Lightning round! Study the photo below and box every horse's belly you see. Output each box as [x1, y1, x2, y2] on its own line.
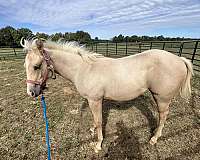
[104, 87, 147, 101]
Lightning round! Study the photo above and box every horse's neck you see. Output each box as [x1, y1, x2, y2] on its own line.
[48, 50, 83, 82]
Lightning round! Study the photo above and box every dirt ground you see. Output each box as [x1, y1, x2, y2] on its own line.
[0, 60, 199, 160]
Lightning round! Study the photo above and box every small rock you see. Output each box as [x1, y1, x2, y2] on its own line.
[30, 101, 37, 105]
[63, 87, 74, 95]
[70, 109, 79, 114]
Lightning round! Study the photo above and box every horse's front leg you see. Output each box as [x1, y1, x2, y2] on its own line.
[88, 98, 103, 153]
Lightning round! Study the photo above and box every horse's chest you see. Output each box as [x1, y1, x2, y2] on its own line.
[75, 79, 105, 99]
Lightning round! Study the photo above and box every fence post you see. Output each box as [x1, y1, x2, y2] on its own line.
[139, 42, 141, 53]
[116, 42, 117, 55]
[162, 42, 166, 50]
[12, 47, 16, 55]
[96, 43, 97, 53]
[125, 40, 128, 55]
[106, 40, 109, 56]
[192, 41, 198, 63]
[178, 42, 184, 56]
[150, 42, 152, 49]
[91, 43, 93, 51]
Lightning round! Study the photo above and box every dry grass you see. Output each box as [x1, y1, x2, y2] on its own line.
[0, 60, 200, 160]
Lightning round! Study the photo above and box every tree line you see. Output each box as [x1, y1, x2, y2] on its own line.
[0, 26, 195, 47]
[112, 34, 193, 42]
[0, 26, 92, 47]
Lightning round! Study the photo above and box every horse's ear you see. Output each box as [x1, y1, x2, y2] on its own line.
[36, 39, 44, 51]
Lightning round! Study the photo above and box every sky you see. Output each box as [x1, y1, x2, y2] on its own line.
[0, 0, 200, 39]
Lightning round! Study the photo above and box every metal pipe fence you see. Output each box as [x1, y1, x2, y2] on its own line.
[85, 40, 200, 72]
[0, 47, 25, 60]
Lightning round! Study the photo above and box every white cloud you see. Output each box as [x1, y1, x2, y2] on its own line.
[1, 0, 200, 38]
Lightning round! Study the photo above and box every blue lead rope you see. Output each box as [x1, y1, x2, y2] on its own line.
[41, 95, 51, 160]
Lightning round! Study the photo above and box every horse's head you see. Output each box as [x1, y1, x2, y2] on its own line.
[21, 38, 48, 97]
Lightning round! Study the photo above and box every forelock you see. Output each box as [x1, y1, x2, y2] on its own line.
[23, 38, 38, 52]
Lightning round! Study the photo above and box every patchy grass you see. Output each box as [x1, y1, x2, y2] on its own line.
[0, 60, 200, 160]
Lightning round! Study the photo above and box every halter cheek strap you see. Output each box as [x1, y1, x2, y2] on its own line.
[26, 50, 55, 87]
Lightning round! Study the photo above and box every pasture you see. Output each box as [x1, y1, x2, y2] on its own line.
[0, 59, 200, 159]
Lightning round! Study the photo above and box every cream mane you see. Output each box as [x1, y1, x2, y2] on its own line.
[22, 38, 104, 63]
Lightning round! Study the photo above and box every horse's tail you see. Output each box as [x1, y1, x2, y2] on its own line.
[179, 57, 193, 98]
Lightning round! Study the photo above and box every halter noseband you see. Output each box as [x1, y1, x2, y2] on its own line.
[26, 49, 56, 87]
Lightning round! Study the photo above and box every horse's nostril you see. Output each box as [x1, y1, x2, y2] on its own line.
[31, 90, 35, 97]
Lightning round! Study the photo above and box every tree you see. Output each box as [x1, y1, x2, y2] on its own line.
[112, 34, 125, 42]
[117, 34, 124, 42]
[15, 28, 33, 47]
[94, 37, 99, 41]
[68, 33, 77, 41]
[112, 36, 118, 42]
[0, 26, 21, 47]
[17, 28, 33, 38]
[130, 35, 138, 42]
[64, 32, 70, 41]
[50, 32, 63, 41]
[35, 32, 49, 39]
[157, 35, 165, 41]
[75, 31, 91, 43]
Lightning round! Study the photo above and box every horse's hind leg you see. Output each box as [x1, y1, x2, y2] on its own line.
[149, 95, 170, 145]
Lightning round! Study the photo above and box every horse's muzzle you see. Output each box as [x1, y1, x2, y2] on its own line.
[30, 84, 42, 97]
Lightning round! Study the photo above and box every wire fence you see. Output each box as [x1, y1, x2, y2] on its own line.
[0, 40, 200, 72]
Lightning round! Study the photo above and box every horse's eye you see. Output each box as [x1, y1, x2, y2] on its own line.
[33, 64, 41, 70]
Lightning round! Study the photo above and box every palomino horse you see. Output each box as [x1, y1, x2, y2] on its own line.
[21, 38, 193, 153]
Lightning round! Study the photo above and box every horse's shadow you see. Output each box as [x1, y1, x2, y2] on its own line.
[103, 95, 157, 135]
[103, 120, 143, 160]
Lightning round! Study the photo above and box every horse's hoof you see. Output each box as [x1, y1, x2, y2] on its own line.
[94, 146, 101, 153]
[89, 142, 102, 153]
[89, 128, 95, 136]
[149, 137, 157, 145]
